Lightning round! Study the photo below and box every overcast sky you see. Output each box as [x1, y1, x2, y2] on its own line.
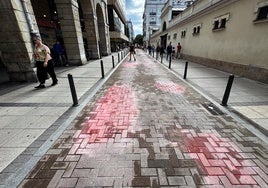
[126, 0, 145, 36]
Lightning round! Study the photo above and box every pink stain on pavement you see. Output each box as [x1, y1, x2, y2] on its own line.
[183, 131, 258, 185]
[155, 81, 185, 94]
[79, 84, 138, 143]
[123, 61, 138, 68]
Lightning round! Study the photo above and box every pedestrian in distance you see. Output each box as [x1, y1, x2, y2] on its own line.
[33, 35, 58, 89]
[172, 47, 176, 59]
[53, 40, 67, 66]
[156, 44, 161, 59]
[166, 42, 172, 60]
[129, 44, 136, 61]
[147, 44, 152, 56]
[177, 42, 182, 59]
[160, 45, 165, 58]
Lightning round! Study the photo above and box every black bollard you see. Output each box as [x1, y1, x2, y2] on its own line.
[68, 74, 78, 106]
[221, 74, 235, 106]
[112, 55, 115, 68]
[121, 51, 123, 60]
[168, 55, 172, 69]
[118, 53, 120, 63]
[161, 54, 163, 63]
[100, 60, 104, 78]
[183, 61, 188, 79]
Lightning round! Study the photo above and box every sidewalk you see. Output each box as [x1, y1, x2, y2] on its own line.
[1, 49, 268, 187]
[158, 55, 268, 136]
[0, 51, 126, 181]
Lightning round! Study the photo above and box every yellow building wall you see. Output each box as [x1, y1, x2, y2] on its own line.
[151, 0, 268, 82]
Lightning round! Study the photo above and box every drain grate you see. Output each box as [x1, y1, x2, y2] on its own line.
[201, 103, 225, 115]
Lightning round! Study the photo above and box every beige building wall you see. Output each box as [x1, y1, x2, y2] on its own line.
[151, 0, 268, 83]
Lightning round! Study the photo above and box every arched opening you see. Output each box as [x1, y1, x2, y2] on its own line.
[96, 4, 108, 57]
[31, 0, 67, 66]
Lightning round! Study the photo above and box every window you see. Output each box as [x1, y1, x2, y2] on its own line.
[193, 24, 201, 35]
[213, 20, 219, 30]
[220, 18, 226, 28]
[149, 21, 156, 25]
[256, 6, 268, 21]
[197, 26, 200, 33]
[213, 13, 229, 31]
[168, 35, 170, 40]
[173, 33, 177, 39]
[150, 12, 157, 16]
[181, 30, 186, 38]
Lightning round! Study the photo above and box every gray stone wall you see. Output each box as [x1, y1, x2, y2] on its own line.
[0, 0, 36, 82]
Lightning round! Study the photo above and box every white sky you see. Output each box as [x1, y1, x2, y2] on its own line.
[126, 0, 145, 36]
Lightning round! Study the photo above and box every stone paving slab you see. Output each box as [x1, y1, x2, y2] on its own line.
[159, 57, 268, 135]
[18, 50, 268, 187]
[0, 51, 125, 174]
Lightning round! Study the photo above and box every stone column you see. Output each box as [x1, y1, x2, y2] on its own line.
[83, 12, 99, 59]
[0, 0, 37, 82]
[55, 0, 87, 65]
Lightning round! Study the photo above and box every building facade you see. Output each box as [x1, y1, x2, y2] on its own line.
[150, 0, 268, 83]
[108, 0, 129, 52]
[143, 0, 167, 46]
[126, 20, 134, 43]
[0, 0, 113, 83]
[143, 0, 191, 46]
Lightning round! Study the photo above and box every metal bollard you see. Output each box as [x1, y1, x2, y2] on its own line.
[68, 74, 78, 106]
[121, 51, 123, 60]
[221, 74, 235, 106]
[100, 60, 104, 78]
[183, 61, 188, 79]
[161, 54, 163, 63]
[118, 53, 120, 63]
[112, 55, 115, 68]
[169, 55, 172, 69]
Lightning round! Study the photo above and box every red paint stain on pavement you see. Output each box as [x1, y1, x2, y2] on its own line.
[80, 85, 138, 143]
[123, 62, 138, 68]
[155, 81, 185, 94]
[184, 132, 258, 185]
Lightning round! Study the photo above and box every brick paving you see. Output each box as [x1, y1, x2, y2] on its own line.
[19, 50, 268, 187]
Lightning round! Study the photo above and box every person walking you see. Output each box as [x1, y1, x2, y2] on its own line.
[53, 40, 67, 66]
[129, 44, 136, 61]
[156, 44, 160, 60]
[166, 42, 172, 60]
[33, 36, 58, 88]
[177, 42, 182, 59]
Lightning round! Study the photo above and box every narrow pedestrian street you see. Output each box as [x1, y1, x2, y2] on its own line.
[19, 50, 268, 187]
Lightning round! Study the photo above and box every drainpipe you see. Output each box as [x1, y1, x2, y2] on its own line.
[21, 0, 37, 36]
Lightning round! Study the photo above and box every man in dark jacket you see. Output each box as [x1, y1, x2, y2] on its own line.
[166, 42, 172, 60]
